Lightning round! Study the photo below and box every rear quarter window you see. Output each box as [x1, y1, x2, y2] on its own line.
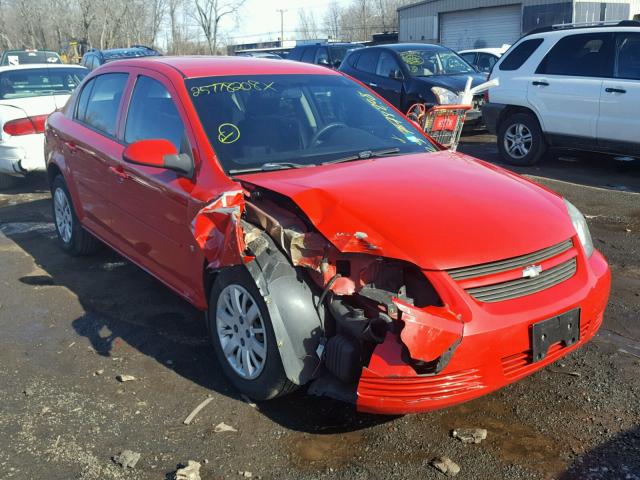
[499, 38, 544, 71]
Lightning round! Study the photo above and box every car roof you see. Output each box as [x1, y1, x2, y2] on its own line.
[0, 63, 87, 73]
[2, 49, 59, 54]
[458, 47, 508, 55]
[100, 56, 340, 78]
[375, 43, 449, 52]
[524, 24, 640, 40]
[294, 42, 360, 48]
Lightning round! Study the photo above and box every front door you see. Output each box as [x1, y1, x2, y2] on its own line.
[373, 51, 403, 109]
[109, 72, 202, 300]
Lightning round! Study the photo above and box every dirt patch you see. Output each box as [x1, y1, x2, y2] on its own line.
[287, 431, 363, 470]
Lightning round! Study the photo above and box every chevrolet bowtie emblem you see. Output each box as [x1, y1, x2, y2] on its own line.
[522, 264, 543, 278]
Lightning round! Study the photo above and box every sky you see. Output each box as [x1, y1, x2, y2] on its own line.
[224, 0, 352, 44]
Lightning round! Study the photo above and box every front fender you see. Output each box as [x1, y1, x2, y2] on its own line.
[244, 232, 324, 385]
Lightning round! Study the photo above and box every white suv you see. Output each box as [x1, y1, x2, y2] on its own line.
[483, 20, 640, 165]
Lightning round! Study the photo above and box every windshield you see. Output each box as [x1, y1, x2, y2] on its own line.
[186, 74, 436, 173]
[0, 68, 87, 100]
[2, 51, 61, 65]
[399, 49, 475, 77]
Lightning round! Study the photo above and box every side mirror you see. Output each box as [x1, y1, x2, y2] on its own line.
[389, 69, 404, 80]
[123, 139, 194, 177]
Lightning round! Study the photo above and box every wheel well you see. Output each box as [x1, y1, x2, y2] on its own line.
[498, 106, 541, 132]
[203, 263, 218, 305]
[47, 163, 62, 190]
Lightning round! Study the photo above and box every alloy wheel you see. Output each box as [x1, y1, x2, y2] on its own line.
[53, 188, 73, 243]
[216, 284, 267, 380]
[504, 123, 533, 160]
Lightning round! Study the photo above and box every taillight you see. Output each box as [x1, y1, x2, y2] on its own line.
[3, 114, 48, 136]
[483, 90, 490, 103]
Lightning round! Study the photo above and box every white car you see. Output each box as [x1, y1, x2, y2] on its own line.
[0, 63, 88, 189]
[458, 45, 510, 73]
[483, 20, 640, 165]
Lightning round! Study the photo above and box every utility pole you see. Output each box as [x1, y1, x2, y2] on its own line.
[276, 9, 287, 47]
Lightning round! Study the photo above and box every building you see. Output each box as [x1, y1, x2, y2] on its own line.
[398, 0, 640, 50]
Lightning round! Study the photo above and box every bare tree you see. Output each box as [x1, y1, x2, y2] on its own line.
[191, 0, 246, 55]
[298, 10, 320, 40]
[324, 1, 341, 40]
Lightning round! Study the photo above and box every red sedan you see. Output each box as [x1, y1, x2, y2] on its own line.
[44, 57, 611, 415]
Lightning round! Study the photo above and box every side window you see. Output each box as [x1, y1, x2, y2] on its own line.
[75, 77, 95, 122]
[460, 52, 476, 65]
[315, 47, 329, 64]
[346, 51, 361, 68]
[81, 73, 128, 136]
[476, 53, 497, 73]
[356, 50, 380, 74]
[616, 32, 640, 80]
[536, 33, 614, 78]
[499, 38, 544, 71]
[376, 51, 401, 78]
[125, 76, 186, 151]
[301, 48, 316, 63]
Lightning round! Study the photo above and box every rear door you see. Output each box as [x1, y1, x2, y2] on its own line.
[65, 72, 129, 233]
[597, 31, 640, 153]
[111, 71, 201, 299]
[527, 32, 613, 141]
[352, 49, 382, 92]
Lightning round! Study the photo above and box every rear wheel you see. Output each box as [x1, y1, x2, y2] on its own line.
[51, 175, 102, 255]
[208, 266, 297, 401]
[498, 112, 546, 166]
[0, 173, 19, 190]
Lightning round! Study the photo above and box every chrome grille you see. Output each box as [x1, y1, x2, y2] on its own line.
[466, 258, 577, 303]
[447, 240, 573, 280]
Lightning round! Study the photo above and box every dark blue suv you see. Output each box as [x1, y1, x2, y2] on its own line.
[81, 45, 160, 71]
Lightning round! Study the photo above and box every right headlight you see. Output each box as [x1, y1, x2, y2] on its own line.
[431, 87, 462, 105]
[564, 199, 594, 258]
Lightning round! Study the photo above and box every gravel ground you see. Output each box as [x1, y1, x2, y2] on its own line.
[0, 135, 638, 480]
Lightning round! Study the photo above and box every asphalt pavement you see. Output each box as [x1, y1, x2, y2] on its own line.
[0, 134, 638, 480]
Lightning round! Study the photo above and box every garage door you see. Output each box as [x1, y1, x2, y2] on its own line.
[440, 5, 522, 51]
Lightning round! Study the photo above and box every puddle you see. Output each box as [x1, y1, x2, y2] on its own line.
[440, 396, 567, 478]
[288, 431, 363, 469]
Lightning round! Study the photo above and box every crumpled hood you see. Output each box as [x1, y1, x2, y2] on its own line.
[237, 151, 575, 270]
[416, 72, 488, 94]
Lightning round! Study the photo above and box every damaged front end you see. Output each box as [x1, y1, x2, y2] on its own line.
[191, 184, 465, 410]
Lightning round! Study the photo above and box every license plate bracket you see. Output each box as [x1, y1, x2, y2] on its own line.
[531, 309, 580, 362]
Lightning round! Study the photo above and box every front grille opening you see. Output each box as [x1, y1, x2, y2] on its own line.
[466, 258, 577, 303]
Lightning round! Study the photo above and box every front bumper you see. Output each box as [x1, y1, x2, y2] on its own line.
[356, 249, 611, 415]
[481, 102, 507, 135]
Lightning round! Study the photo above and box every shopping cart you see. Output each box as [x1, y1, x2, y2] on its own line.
[407, 103, 471, 151]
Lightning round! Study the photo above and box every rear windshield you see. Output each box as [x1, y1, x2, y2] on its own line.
[2, 51, 61, 65]
[186, 74, 436, 173]
[399, 49, 475, 76]
[0, 68, 88, 100]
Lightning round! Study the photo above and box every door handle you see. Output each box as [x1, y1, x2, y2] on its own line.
[605, 87, 626, 94]
[532, 81, 549, 86]
[368, 82, 378, 88]
[64, 141, 77, 152]
[109, 165, 129, 181]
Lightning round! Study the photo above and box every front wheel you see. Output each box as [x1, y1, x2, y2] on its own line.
[208, 267, 297, 401]
[51, 175, 102, 255]
[498, 112, 546, 166]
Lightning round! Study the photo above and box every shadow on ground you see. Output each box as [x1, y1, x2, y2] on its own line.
[560, 426, 640, 480]
[0, 195, 392, 434]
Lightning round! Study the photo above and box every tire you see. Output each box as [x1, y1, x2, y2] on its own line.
[51, 175, 102, 255]
[0, 173, 19, 190]
[498, 112, 546, 166]
[208, 266, 297, 401]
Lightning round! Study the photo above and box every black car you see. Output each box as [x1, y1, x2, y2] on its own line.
[81, 45, 160, 71]
[339, 43, 487, 121]
[287, 42, 363, 69]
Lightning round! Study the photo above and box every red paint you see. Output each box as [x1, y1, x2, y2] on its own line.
[122, 139, 177, 168]
[44, 57, 611, 414]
